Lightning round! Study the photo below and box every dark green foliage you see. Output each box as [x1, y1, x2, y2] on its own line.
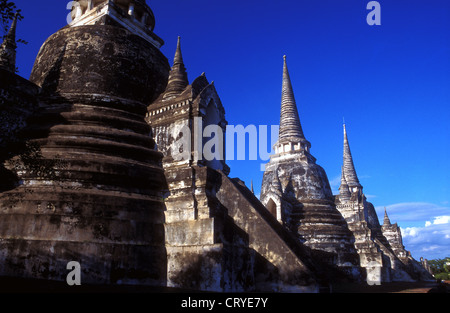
[428, 257, 450, 281]
[434, 272, 449, 281]
[1, 1, 26, 45]
[1, 1, 22, 34]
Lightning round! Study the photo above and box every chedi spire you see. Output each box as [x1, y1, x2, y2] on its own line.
[0, 13, 18, 72]
[383, 208, 392, 226]
[278, 55, 305, 141]
[342, 123, 361, 189]
[163, 36, 189, 99]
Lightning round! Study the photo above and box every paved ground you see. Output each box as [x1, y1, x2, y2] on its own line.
[0, 277, 448, 293]
[391, 281, 450, 293]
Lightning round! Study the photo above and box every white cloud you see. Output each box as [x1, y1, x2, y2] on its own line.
[401, 219, 450, 260]
[376, 202, 450, 224]
[422, 245, 440, 252]
[425, 216, 450, 227]
[433, 216, 450, 225]
[401, 227, 420, 237]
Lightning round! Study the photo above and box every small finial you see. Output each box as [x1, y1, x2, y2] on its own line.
[163, 35, 189, 99]
[283, 55, 287, 61]
[383, 207, 392, 226]
[174, 36, 183, 64]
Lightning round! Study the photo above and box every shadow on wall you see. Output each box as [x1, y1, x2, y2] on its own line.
[230, 171, 359, 286]
[0, 69, 40, 192]
[0, 45, 70, 193]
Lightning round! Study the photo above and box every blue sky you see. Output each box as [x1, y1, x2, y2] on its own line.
[12, 0, 450, 260]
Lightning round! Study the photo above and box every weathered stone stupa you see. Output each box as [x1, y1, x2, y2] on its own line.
[335, 124, 435, 283]
[336, 124, 398, 284]
[260, 56, 362, 280]
[0, 0, 170, 285]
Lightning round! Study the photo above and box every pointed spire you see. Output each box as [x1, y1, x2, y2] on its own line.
[383, 208, 392, 226]
[0, 13, 18, 73]
[173, 36, 184, 66]
[6, 12, 18, 39]
[278, 55, 306, 141]
[342, 123, 361, 189]
[163, 36, 189, 99]
[251, 180, 254, 194]
[339, 166, 351, 202]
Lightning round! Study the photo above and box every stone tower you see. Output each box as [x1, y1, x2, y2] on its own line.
[0, 0, 170, 285]
[260, 56, 361, 280]
[336, 124, 393, 284]
[381, 209, 408, 260]
[146, 37, 234, 290]
[335, 124, 434, 283]
[146, 43, 324, 292]
[147, 36, 228, 173]
[163, 37, 189, 99]
[0, 13, 18, 73]
[380, 209, 435, 281]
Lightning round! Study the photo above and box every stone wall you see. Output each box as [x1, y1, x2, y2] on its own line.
[0, 24, 170, 285]
[0, 69, 39, 192]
